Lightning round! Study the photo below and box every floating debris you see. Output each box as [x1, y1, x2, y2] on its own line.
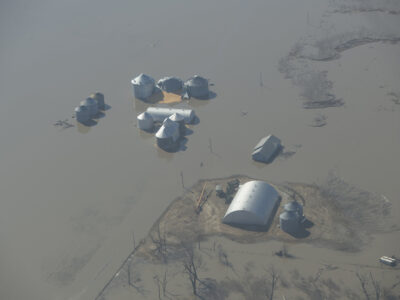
[53, 119, 74, 129]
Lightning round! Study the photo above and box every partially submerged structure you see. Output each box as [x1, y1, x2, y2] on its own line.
[252, 134, 282, 163]
[91, 92, 105, 110]
[222, 181, 280, 227]
[184, 75, 209, 99]
[157, 77, 183, 93]
[137, 111, 154, 132]
[280, 201, 304, 234]
[131, 73, 155, 100]
[155, 118, 180, 150]
[168, 113, 186, 135]
[75, 105, 90, 124]
[80, 97, 99, 118]
[146, 107, 195, 124]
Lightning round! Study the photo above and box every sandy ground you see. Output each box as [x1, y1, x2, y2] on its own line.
[0, 0, 399, 299]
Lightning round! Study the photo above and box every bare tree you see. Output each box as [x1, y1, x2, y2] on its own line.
[267, 266, 279, 300]
[356, 272, 381, 300]
[182, 244, 203, 296]
[151, 223, 168, 263]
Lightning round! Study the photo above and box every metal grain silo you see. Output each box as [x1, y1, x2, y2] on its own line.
[157, 77, 183, 93]
[74, 105, 90, 124]
[131, 73, 155, 100]
[168, 113, 186, 135]
[137, 112, 154, 131]
[184, 75, 209, 99]
[279, 211, 299, 234]
[155, 119, 180, 150]
[146, 107, 195, 124]
[284, 201, 303, 219]
[91, 92, 105, 110]
[80, 97, 98, 117]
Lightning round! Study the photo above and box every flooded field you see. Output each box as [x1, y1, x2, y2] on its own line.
[0, 0, 399, 299]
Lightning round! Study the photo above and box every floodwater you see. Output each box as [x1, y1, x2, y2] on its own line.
[0, 0, 399, 299]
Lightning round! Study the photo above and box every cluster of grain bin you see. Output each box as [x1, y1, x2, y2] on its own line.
[136, 107, 197, 151]
[74, 92, 105, 124]
[131, 73, 210, 101]
[279, 201, 304, 234]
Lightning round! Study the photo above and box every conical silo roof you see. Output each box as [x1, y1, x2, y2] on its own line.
[280, 211, 298, 221]
[155, 124, 177, 139]
[81, 97, 97, 107]
[157, 77, 183, 92]
[75, 105, 88, 113]
[132, 73, 155, 85]
[137, 111, 153, 121]
[284, 202, 302, 213]
[169, 113, 184, 122]
[186, 75, 208, 87]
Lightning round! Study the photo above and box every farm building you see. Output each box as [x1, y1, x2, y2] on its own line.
[131, 73, 155, 100]
[137, 112, 154, 132]
[184, 75, 209, 99]
[157, 77, 183, 93]
[146, 107, 195, 124]
[252, 135, 282, 163]
[222, 181, 280, 227]
[155, 119, 180, 150]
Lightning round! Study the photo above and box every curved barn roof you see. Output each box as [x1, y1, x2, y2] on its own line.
[222, 181, 280, 226]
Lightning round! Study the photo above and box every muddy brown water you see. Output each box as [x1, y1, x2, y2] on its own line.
[0, 0, 399, 299]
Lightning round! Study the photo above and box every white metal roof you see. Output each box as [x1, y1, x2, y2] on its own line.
[132, 73, 155, 85]
[222, 181, 280, 226]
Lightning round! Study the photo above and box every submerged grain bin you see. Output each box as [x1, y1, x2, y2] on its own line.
[157, 77, 183, 93]
[74, 105, 90, 124]
[284, 201, 303, 219]
[184, 75, 209, 99]
[168, 113, 186, 135]
[155, 119, 180, 150]
[222, 181, 280, 227]
[80, 97, 98, 117]
[146, 107, 195, 124]
[91, 92, 105, 110]
[137, 112, 154, 131]
[252, 135, 281, 163]
[131, 73, 155, 100]
[279, 211, 299, 234]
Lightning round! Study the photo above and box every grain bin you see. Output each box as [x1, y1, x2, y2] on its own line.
[131, 73, 155, 100]
[284, 201, 303, 219]
[137, 112, 154, 131]
[146, 107, 195, 124]
[279, 211, 299, 234]
[157, 77, 183, 93]
[91, 92, 105, 110]
[155, 119, 180, 150]
[168, 113, 186, 135]
[80, 97, 98, 117]
[184, 75, 209, 99]
[74, 105, 90, 124]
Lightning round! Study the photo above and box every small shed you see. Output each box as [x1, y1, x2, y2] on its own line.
[131, 73, 155, 100]
[157, 77, 183, 93]
[137, 112, 154, 131]
[279, 211, 299, 234]
[222, 181, 280, 227]
[252, 135, 282, 163]
[184, 75, 209, 99]
[146, 107, 195, 124]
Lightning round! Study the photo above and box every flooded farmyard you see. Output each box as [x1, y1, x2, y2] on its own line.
[0, 0, 399, 299]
